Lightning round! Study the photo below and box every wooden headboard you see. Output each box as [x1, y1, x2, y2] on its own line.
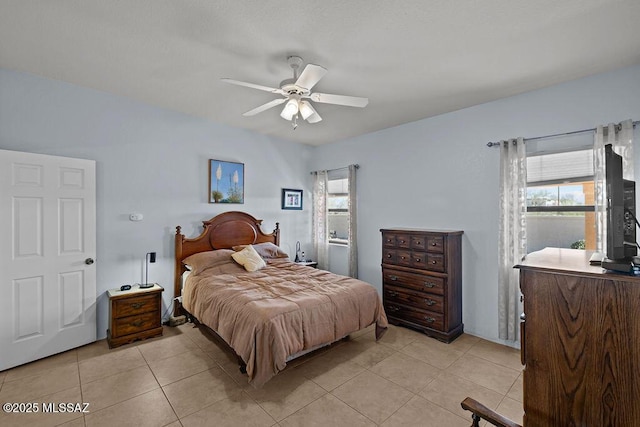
[173, 211, 279, 316]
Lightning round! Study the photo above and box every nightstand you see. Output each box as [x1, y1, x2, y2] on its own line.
[296, 261, 318, 268]
[107, 284, 164, 348]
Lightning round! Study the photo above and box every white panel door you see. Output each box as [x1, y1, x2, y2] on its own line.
[0, 149, 96, 371]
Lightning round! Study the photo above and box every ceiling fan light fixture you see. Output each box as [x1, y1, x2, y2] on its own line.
[307, 112, 322, 123]
[223, 56, 368, 128]
[299, 101, 315, 120]
[280, 99, 299, 120]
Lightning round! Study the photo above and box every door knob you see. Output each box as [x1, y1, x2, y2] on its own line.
[85, 258, 94, 265]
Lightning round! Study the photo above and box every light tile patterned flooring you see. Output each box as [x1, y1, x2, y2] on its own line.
[0, 324, 524, 427]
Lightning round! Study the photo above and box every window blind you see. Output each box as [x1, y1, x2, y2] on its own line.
[527, 149, 593, 184]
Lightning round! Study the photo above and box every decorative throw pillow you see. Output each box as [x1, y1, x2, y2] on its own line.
[232, 242, 289, 259]
[231, 245, 267, 272]
[183, 249, 235, 275]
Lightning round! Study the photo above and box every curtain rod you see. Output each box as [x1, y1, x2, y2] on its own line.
[486, 120, 639, 147]
[310, 164, 359, 175]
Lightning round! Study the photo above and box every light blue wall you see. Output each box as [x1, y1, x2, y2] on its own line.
[0, 69, 314, 340]
[312, 63, 640, 343]
[3, 63, 640, 346]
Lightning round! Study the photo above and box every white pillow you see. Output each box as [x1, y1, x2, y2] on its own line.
[231, 245, 266, 272]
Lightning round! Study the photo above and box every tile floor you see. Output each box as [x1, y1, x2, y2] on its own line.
[0, 324, 524, 427]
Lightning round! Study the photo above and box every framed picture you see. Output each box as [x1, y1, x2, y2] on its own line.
[209, 159, 244, 204]
[281, 188, 303, 210]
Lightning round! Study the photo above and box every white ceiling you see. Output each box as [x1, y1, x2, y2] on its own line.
[2, 1, 640, 146]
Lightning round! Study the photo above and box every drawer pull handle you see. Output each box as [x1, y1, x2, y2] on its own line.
[389, 275, 398, 281]
[399, 240, 405, 244]
[130, 320, 144, 327]
[424, 282, 435, 288]
[415, 241, 421, 245]
[431, 242, 437, 246]
[401, 256, 406, 260]
[131, 302, 145, 309]
[387, 254, 392, 258]
[424, 299, 436, 306]
[415, 258, 421, 262]
[388, 290, 398, 297]
[424, 316, 435, 323]
[431, 260, 437, 264]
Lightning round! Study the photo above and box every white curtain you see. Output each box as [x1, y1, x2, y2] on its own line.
[312, 170, 329, 270]
[498, 137, 527, 342]
[347, 165, 358, 278]
[594, 119, 634, 254]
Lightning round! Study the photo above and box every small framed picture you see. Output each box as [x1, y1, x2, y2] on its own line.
[209, 159, 244, 204]
[281, 188, 303, 210]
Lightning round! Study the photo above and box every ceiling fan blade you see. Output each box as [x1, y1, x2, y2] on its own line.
[295, 64, 327, 91]
[310, 92, 369, 108]
[242, 98, 287, 116]
[221, 78, 284, 94]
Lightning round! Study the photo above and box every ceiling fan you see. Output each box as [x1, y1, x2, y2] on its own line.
[222, 56, 368, 129]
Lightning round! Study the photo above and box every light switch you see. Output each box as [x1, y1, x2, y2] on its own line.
[129, 213, 144, 221]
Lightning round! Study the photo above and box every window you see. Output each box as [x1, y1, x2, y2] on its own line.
[327, 172, 349, 245]
[526, 148, 595, 252]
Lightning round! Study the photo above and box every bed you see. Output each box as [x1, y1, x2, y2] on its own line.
[173, 211, 388, 387]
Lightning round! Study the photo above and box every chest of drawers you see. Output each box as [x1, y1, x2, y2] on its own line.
[107, 284, 164, 348]
[381, 228, 463, 343]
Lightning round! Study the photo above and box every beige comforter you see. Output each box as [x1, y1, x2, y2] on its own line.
[183, 258, 388, 387]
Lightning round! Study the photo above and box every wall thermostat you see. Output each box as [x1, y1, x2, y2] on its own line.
[129, 213, 143, 221]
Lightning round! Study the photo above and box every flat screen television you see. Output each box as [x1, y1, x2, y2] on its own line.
[604, 143, 636, 264]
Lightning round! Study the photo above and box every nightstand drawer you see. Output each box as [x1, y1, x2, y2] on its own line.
[114, 294, 157, 318]
[113, 311, 159, 337]
[107, 284, 164, 348]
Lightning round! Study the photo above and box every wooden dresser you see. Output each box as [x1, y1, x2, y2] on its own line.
[517, 248, 640, 426]
[107, 284, 164, 348]
[380, 228, 463, 343]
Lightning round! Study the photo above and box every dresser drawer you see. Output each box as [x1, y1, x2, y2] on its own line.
[385, 302, 444, 331]
[411, 235, 427, 250]
[426, 236, 444, 253]
[391, 251, 444, 272]
[383, 233, 396, 248]
[426, 253, 445, 272]
[395, 234, 411, 249]
[113, 294, 158, 318]
[396, 251, 412, 267]
[383, 268, 445, 295]
[411, 252, 428, 269]
[384, 285, 444, 313]
[112, 311, 158, 337]
[383, 248, 397, 263]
